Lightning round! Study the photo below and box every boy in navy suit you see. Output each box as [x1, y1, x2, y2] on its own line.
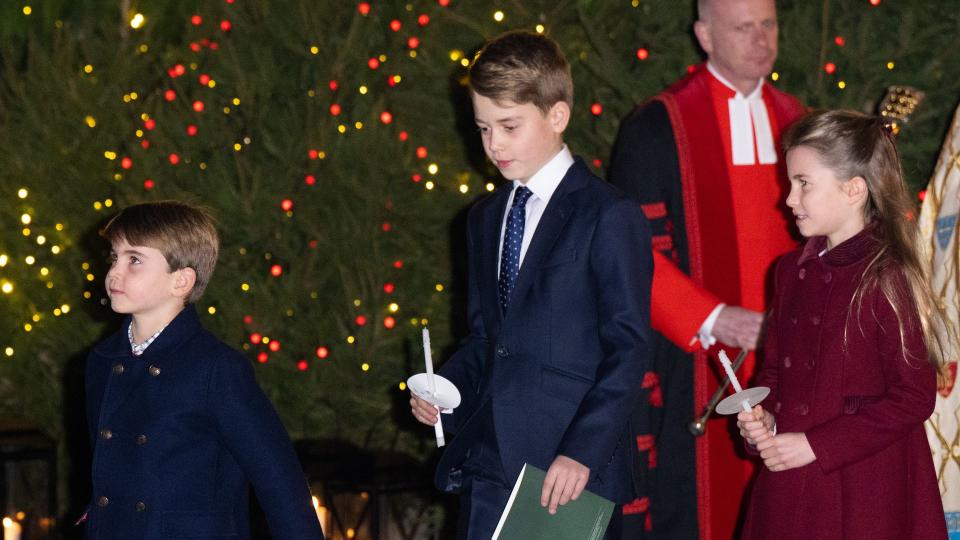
[85, 201, 323, 539]
[410, 30, 653, 539]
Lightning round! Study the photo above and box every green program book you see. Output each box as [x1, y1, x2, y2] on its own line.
[492, 463, 614, 540]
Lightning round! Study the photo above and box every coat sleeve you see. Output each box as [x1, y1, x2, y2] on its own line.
[555, 197, 652, 473]
[608, 101, 720, 351]
[437, 206, 490, 435]
[209, 352, 325, 539]
[804, 272, 937, 474]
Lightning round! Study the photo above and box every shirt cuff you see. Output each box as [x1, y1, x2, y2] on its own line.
[696, 303, 726, 350]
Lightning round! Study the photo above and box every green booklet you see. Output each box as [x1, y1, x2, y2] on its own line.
[492, 463, 615, 540]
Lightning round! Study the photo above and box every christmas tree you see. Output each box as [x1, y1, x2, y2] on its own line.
[1, 0, 959, 524]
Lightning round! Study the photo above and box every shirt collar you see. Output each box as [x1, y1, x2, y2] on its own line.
[514, 144, 574, 203]
[707, 62, 764, 100]
[128, 321, 169, 356]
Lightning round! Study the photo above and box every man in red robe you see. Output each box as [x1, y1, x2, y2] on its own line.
[608, 0, 803, 538]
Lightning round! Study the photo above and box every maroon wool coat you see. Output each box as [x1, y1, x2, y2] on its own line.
[742, 229, 946, 539]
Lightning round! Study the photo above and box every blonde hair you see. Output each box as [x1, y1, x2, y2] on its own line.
[468, 30, 573, 114]
[782, 109, 949, 369]
[103, 201, 219, 304]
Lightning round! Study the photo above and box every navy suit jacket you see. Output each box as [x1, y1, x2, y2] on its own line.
[85, 306, 323, 540]
[435, 158, 653, 503]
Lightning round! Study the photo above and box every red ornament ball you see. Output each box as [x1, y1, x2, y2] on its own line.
[270, 264, 283, 277]
[190, 42, 201, 53]
[168, 153, 181, 165]
[383, 283, 395, 294]
[144, 119, 156, 130]
[918, 189, 927, 202]
[281, 199, 294, 211]
[308, 149, 318, 159]
[329, 103, 342, 116]
[209, 42, 219, 51]
[257, 352, 268, 364]
[192, 100, 205, 112]
[368, 57, 381, 70]
[297, 360, 309, 371]
[869, 0, 880, 5]
[439, 0, 450, 5]
[220, 20, 232, 32]
[199, 73, 211, 85]
[834, 36, 845, 47]
[358, 2, 371, 15]
[329, 80, 339, 91]
[824, 62, 837, 74]
[164, 89, 176, 101]
[143, 179, 155, 190]
[243, 315, 253, 324]
[186, 124, 198, 136]
[399, 131, 408, 141]
[383, 316, 396, 329]
[308, 239, 318, 248]
[392, 260, 404, 269]
[355, 315, 367, 326]
[418, 14, 430, 26]
[250, 332, 262, 344]
[636, 48, 649, 60]
[390, 20, 402, 32]
[416, 146, 428, 158]
[316, 346, 329, 359]
[411, 174, 422, 183]
[140, 139, 150, 149]
[380, 111, 393, 124]
[381, 222, 392, 232]
[305, 174, 317, 185]
[686, 64, 696, 74]
[121, 157, 133, 169]
[191, 15, 202, 26]
[268, 340, 280, 352]
[407, 36, 420, 49]
[590, 103, 603, 116]
[174, 64, 186, 76]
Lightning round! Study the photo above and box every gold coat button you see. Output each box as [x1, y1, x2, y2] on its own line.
[113, 363, 125, 375]
[97, 496, 109, 507]
[135, 434, 148, 445]
[100, 429, 113, 440]
[135, 501, 146, 512]
[148, 365, 161, 376]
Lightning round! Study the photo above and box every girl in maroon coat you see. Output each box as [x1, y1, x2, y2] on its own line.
[737, 110, 951, 539]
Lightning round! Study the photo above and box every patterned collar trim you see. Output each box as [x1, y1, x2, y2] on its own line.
[127, 322, 167, 356]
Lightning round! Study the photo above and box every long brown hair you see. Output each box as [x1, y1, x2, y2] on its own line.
[782, 109, 950, 368]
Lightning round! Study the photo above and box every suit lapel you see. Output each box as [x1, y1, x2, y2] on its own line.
[507, 162, 585, 314]
[480, 185, 512, 328]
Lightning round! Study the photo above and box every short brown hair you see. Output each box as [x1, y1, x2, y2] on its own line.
[469, 30, 573, 113]
[102, 201, 219, 303]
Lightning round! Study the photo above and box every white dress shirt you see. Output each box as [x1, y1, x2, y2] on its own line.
[497, 145, 575, 276]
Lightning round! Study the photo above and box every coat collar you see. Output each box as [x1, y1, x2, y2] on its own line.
[94, 305, 203, 360]
[797, 225, 880, 267]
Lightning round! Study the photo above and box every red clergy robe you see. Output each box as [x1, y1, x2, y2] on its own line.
[609, 64, 803, 539]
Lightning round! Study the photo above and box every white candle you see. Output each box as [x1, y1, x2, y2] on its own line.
[718, 350, 752, 413]
[422, 328, 445, 446]
[3, 517, 22, 540]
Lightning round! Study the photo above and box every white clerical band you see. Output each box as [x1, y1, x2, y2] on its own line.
[728, 96, 777, 166]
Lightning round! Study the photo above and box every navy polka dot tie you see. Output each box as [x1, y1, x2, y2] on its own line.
[498, 186, 533, 314]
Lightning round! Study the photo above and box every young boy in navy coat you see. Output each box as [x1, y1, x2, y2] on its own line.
[85, 201, 323, 539]
[410, 31, 653, 539]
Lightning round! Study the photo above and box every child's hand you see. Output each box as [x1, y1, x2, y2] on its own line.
[736, 405, 775, 446]
[409, 394, 439, 426]
[540, 455, 590, 515]
[756, 432, 816, 472]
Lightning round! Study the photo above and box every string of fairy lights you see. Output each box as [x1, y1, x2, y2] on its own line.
[1, 0, 904, 383]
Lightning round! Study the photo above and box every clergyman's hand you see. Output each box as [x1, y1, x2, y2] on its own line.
[711, 305, 763, 350]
